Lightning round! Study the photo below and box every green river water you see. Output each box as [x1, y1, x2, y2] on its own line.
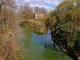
[18, 29, 72, 60]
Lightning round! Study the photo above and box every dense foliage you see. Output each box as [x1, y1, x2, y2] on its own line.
[45, 0, 80, 60]
[46, 0, 80, 31]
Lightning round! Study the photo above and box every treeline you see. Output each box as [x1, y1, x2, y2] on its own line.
[45, 0, 80, 60]
[0, 0, 18, 34]
[0, 0, 48, 33]
[19, 3, 48, 20]
[45, 0, 80, 31]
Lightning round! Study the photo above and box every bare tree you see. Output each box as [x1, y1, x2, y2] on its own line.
[34, 6, 40, 13]
[19, 3, 33, 20]
[0, 0, 17, 32]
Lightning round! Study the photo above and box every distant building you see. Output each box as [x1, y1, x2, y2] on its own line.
[35, 12, 44, 20]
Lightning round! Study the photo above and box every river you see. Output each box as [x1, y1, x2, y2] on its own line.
[18, 29, 72, 60]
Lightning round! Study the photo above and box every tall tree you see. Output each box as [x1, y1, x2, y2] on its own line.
[40, 7, 47, 15]
[34, 6, 40, 13]
[19, 3, 33, 20]
[0, 0, 17, 32]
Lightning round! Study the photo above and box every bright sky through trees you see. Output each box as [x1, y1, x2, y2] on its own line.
[16, 0, 62, 11]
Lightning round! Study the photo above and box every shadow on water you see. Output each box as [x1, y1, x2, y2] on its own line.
[51, 28, 80, 60]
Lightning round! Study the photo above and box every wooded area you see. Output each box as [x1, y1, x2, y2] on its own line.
[45, 0, 80, 60]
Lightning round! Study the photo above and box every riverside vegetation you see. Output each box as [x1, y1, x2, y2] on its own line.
[0, 0, 80, 60]
[0, 0, 47, 60]
[45, 0, 80, 60]
[20, 19, 46, 34]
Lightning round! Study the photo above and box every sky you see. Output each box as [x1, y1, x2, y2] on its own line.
[16, 0, 62, 11]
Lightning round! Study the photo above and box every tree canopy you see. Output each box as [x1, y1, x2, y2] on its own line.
[45, 0, 80, 31]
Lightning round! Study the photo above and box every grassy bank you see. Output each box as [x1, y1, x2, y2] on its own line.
[20, 19, 47, 34]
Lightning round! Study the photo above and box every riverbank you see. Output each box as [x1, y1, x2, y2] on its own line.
[20, 19, 46, 34]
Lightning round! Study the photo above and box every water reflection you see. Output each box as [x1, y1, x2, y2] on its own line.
[20, 30, 72, 60]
